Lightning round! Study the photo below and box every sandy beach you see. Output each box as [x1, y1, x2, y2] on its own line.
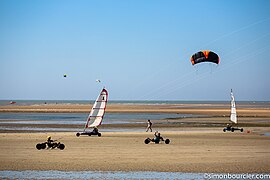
[0, 131, 269, 173]
[0, 103, 270, 173]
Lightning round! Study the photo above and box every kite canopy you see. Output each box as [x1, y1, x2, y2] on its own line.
[63, 74, 67, 77]
[190, 51, 219, 65]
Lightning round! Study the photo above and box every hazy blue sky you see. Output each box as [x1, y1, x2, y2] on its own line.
[1, 0, 270, 101]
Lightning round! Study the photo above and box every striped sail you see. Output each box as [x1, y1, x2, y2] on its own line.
[85, 88, 108, 129]
[230, 89, 237, 124]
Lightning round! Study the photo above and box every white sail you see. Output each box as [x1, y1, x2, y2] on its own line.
[230, 89, 237, 124]
[85, 88, 108, 129]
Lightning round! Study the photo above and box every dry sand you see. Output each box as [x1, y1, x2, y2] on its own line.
[0, 131, 269, 173]
[0, 103, 270, 173]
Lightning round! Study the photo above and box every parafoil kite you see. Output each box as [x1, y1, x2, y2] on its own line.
[63, 74, 67, 78]
[190, 51, 219, 65]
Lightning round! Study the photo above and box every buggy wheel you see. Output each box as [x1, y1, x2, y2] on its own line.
[165, 139, 170, 144]
[144, 138, 150, 144]
[223, 128, 226, 132]
[231, 128, 234, 132]
[41, 143, 47, 149]
[36, 143, 41, 150]
[76, 133, 80, 137]
[58, 143, 65, 150]
[98, 133, 101, 137]
[240, 128, 243, 132]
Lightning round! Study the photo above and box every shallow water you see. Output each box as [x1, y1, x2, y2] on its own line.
[0, 113, 189, 125]
[1, 171, 270, 180]
[0, 112, 198, 132]
[0, 170, 204, 180]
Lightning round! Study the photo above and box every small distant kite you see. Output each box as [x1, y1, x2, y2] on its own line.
[63, 74, 67, 78]
[96, 79, 101, 83]
[190, 51, 219, 65]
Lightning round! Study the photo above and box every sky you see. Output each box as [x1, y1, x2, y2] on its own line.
[0, 0, 270, 101]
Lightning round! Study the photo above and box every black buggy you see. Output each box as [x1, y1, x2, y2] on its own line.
[36, 136, 65, 150]
[76, 127, 101, 137]
[144, 131, 170, 144]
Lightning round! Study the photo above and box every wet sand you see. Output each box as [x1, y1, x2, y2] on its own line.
[0, 103, 270, 173]
[0, 103, 270, 117]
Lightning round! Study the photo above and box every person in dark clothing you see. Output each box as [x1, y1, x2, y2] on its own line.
[226, 123, 232, 129]
[47, 136, 55, 148]
[152, 131, 164, 143]
[92, 127, 99, 134]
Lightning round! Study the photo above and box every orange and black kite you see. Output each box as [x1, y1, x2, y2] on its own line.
[190, 51, 219, 65]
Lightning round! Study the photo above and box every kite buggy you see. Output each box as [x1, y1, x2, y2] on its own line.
[76, 127, 101, 137]
[36, 136, 65, 150]
[223, 124, 243, 132]
[144, 131, 170, 144]
[76, 88, 108, 137]
[223, 89, 243, 132]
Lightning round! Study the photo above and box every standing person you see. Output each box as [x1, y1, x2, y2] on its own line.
[146, 119, 152, 132]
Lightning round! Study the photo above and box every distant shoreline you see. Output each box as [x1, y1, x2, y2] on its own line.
[1, 100, 270, 106]
[0, 103, 269, 115]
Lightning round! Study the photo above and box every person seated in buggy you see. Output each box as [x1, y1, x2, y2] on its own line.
[152, 131, 164, 143]
[46, 136, 56, 149]
[92, 127, 99, 134]
[227, 124, 232, 129]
